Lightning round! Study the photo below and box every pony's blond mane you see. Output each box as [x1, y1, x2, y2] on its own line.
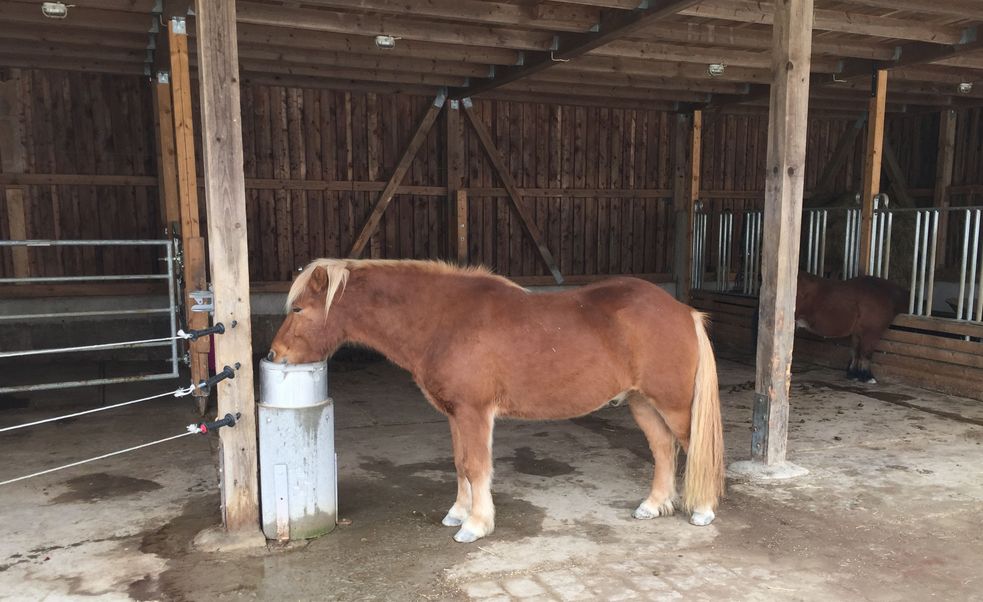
[285, 258, 523, 315]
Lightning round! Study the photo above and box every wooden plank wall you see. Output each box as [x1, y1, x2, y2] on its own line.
[0, 69, 950, 285]
[0, 71, 159, 278]
[464, 100, 674, 279]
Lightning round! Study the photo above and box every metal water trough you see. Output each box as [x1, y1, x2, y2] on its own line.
[259, 359, 337, 541]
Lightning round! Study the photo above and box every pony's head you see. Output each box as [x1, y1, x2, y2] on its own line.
[269, 259, 351, 364]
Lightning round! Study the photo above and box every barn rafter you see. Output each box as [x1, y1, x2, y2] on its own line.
[0, 0, 981, 114]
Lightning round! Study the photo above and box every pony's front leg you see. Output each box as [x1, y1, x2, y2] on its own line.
[442, 416, 471, 527]
[452, 405, 496, 543]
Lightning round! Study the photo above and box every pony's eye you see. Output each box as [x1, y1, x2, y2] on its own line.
[291, 307, 302, 313]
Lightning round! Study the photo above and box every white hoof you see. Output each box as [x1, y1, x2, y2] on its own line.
[442, 512, 464, 527]
[453, 518, 493, 543]
[632, 498, 675, 520]
[453, 527, 480, 543]
[866, 377, 878, 384]
[689, 509, 715, 526]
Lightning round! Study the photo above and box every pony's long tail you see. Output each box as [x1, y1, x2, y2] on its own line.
[683, 312, 725, 513]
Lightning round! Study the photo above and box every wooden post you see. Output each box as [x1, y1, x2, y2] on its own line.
[349, 93, 445, 258]
[462, 98, 564, 284]
[934, 109, 956, 268]
[194, 0, 261, 534]
[751, 0, 814, 466]
[446, 100, 466, 262]
[0, 69, 29, 277]
[859, 69, 888, 274]
[152, 71, 180, 229]
[673, 111, 701, 302]
[456, 190, 468, 264]
[169, 16, 209, 408]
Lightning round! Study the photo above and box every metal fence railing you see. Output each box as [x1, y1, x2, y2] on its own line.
[0, 239, 181, 393]
[691, 197, 983, 324]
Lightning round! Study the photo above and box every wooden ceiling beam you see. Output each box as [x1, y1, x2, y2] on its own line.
[0, 53, 145, 75]
[501, 80, 712, 103]
[274, 0, 600, 33]
[548, 0, 640, 8]
[480, 90, 678, 111]
[229, 59, 470, 88]
[196, 42, 494, 79]
[7, 0, 157, 12]
[635, 22, 896, 60]
[238, 72, 437, 96]
[590, 41, 842, 72]
[681, 1, 965, 44]
[0, 2, 154, 34]
[0, 23, 148, 50]
[233, 24, 522, 66]
[568, 55, 772, 83]
[0, 40, 147, 64]
[532, 69, 752, 94]
[448, 0, 703, 99]
[234, 1, 554, 51]
[835, 0, 983, 21]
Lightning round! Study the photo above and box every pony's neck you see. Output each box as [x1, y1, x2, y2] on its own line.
[340, 267, 444, 374]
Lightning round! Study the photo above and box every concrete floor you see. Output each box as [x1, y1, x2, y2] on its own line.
[1, 355, 982, 601]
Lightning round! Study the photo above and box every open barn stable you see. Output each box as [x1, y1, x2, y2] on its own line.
[1, 1, 983, 600]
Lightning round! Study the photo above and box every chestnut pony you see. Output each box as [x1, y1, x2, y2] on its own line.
[270, 259, 724, 543]
[753, 271, 908, 383]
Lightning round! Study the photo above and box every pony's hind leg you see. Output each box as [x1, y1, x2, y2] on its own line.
[451, 405, 496, 543]
[628, 396, 678, 519]
[847, 334, 861, 380]
[442, 416, 472, 527]
[856, 330, 882, 384]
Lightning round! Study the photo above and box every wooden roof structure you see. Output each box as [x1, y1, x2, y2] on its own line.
[1, 0, 983, 114]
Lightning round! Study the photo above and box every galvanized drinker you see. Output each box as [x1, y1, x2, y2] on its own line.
[258, 359, 336, 541]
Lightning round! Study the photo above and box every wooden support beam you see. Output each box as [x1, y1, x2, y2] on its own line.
[349, 93, 445, 258]
[881, 138, 914, 208]
[672, 111, 701, 302]
[445, 100, 466, 262]
[752, 0, 814, 466]
[456, 190, 469, 265]
[0, 69, 30, 277]
[810, 115, 865, 206]
[462, 99, 563, 284]
[448, 0, 702, 99]
[859, 70, 888, 274]
[193, 0, 260, 535]
[235, 1, 553, 51]
[681, 1, 963, 44]
[152, 72, 180, 228]
[233, 24, 522, 67]
[169, 16, 209, 407]
[934, 109, 957, 267]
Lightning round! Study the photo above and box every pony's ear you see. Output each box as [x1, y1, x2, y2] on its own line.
[309, 266, 329, 293]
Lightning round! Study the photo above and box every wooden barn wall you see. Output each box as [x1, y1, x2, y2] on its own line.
[0, 71, 159, 279]
[0, 68, 952, 286]
[951, 107, 983, 199]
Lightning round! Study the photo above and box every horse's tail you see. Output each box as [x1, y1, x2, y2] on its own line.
[683, 312, 725, 513]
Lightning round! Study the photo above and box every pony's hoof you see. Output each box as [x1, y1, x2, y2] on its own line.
[441, 513, 464, 527]
[689, 509, 715, 526]
[632, 499, 675, 520]
[866, 377, 878, 384]
[453, 527, 481, 543]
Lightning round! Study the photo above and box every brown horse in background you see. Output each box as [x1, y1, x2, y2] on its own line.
[754, 271, 908, 384]
[270, 259, 724, 543]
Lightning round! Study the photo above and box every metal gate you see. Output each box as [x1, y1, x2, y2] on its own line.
[0, 239, 182, 394]
[690, 197, 983, 324]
